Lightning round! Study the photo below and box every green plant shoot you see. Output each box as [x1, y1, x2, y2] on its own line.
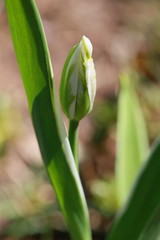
[116, 72, 149, 208]
[5, 1, 91, 240]
[109, 137, 160, 240]
[59, 35, 96, 168]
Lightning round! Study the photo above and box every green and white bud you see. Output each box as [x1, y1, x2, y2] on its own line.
[59, 36, 96, 121]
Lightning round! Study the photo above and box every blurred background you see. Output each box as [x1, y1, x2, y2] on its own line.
[1, 0, 160, 239]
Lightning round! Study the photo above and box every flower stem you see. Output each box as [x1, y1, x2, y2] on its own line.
[69, 120, 79, 170]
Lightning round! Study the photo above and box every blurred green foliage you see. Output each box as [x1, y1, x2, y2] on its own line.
[0, 94, 21, 156]
[91, 100, 117, 145]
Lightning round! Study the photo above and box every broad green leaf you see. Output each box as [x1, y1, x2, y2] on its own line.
[5, 1, 91, 240]
[109, 137, 160, 240]
[116, 72, 149, 207]
[139, 206, 160, 240]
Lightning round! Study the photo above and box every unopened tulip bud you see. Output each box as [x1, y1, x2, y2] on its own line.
[59, 36, 96, 121]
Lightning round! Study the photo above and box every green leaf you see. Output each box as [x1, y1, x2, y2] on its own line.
[139, 206, 160, 240]
[116, 72, 149, 207]
[109, 137, 160, 240]
[5, 1, 91, 239]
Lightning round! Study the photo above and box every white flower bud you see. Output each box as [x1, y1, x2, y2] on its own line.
[59, 36, 96, 121]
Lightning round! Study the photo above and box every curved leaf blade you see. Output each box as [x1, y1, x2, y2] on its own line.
[116, 73, 149, 207]
[139, 206, 160, 240]
[109, 137, 160, 240]
[5, 1, 91, 239]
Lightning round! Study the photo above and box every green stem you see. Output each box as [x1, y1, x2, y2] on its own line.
[69, 120, 79, 170]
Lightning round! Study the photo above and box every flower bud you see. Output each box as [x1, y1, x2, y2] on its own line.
[59, 36, 96, 121]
